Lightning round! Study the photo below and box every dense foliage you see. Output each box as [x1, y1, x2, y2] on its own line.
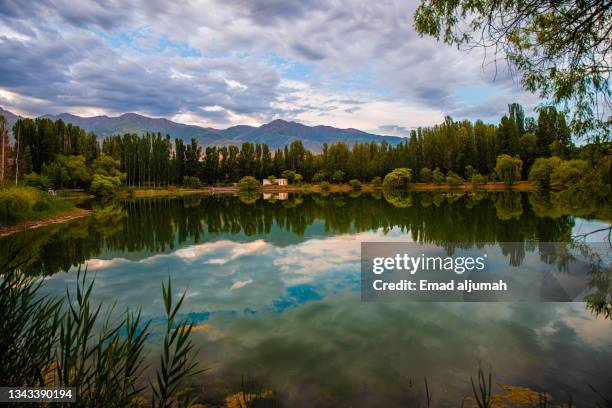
[238, 176, 261, 191]
[414, 0, 611, 140]
[2, 103, 576, 188]
[0, 186, 72, 223]
[383, 168, 412, 190]
[495, 155, 523, 186]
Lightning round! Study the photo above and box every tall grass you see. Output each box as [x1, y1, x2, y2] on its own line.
[0, 186, 74, 225]
[0, 263, 201, 407]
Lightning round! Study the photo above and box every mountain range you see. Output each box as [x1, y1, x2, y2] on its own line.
[0, 107, 403, 151]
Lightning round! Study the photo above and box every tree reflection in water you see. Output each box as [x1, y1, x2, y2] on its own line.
[1, 191, 609, 317]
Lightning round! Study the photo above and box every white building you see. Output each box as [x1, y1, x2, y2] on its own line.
[262, 178, 288, 186]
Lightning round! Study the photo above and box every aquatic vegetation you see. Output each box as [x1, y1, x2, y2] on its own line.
[0, 263, 202, 407]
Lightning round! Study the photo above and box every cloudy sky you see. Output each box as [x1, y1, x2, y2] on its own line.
[0, 0, 538, 135]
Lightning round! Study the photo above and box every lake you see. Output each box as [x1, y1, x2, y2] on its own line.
[2, 191, 611, 406]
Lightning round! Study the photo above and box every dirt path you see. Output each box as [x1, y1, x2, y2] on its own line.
[0, 208, 92, 237]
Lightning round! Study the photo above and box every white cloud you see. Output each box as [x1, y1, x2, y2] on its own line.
[0, 0, 535, 128]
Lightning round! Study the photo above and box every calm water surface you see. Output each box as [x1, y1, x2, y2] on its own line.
[2, 191, 611, 406]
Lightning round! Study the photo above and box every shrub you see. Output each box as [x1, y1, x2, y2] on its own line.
[90, 174, 122, 196]
[550, 159, 589, 190]
[0, 186, 70, 223]
[281, 170, 296, 182]
[464, 165, 475, 180]
[419, 167, 433, 182]
[312, 171, 328, 183]
[320, 181, 330, 191]
[348, 179, 362, 190]
[238, 176, 261, 191]
[182, 176, 202, 188]
[294, 173, 303, 184]
[23, 172, 51, 190]
[495, 154, 523, 186]
[471, 173, 486, 185]
[528, 157, 563, 187]
[383, 168, 412, 189]
[267, 175, 276, 182]
[332, 170, 345, 184]
[446, 171, 464, 186]
[432, 167, 445, 184]
[370, 176, 382, 185]
[0, 187, 37, 221]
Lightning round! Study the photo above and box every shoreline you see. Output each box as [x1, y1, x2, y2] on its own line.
[0, 208, 93, 238]
[1, 182, 539, 235]
[126, 181, 539, 197]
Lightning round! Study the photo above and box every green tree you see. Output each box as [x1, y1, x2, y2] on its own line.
[419, 167, 433, 182]
[471, 173, 486, 185]
[528, 157, 563, 188]
[90, 174, 122, 196]
[464, 165, 474, 180]
[23, 173, 51, 190]
[312, 170, 328, 183]
[519, 133, 538, 178]
[332, 170, 345, 184]
[495, 154, 523, 186]
[383, 168, 412, 189]
[182, 176, 202, 188]
[550, 159, 589, 190]
[92, 154, 125, 179]
[184, 138, 201, 178]
[432, 167, 445, 184]
[446, 171, 464, 186]
[238, 176, 261, 191]
[414, 0, 611, 140]
[281, 169, 296, 182]
[42, 155, 91, 189]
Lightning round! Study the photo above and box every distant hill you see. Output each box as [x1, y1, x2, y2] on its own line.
[1, 107, 404, 151]
[0, 106, 22, 130]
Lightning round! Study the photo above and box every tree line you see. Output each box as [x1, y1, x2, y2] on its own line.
[0, 102, 589, 189]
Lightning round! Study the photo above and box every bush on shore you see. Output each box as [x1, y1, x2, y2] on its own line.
[549, 159, 589, 190]
[528, 157, 563, 188]
[23, 172, 52, 190]
[182, 176, 202, 188]
[383, 168, 412, 190]
[446, 171, 464, 186]
[471, 173, 486, 185]
[432, 167, 445, 184]
[419, 167, 433, 182]
[90, 174, 123, 196]
[495, 154, 523, 186]
[238, 176, 261, 191]
[0, 186, 72, 224]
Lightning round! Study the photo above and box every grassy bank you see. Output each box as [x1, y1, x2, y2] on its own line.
[0, 187, 79, 225]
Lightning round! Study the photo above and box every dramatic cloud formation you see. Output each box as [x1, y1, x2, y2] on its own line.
[0, 0, 535, 131]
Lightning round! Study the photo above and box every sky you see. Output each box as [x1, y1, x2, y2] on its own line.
[0, 0, 539, 135]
